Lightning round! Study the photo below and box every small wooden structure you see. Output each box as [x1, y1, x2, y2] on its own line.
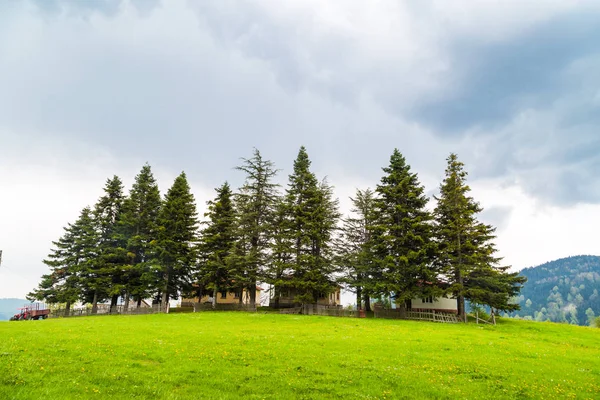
[475, 309, 496, 325]
[374, 307, 459, 323]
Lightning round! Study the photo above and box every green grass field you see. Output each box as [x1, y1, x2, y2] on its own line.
[1, 313, 599, 399]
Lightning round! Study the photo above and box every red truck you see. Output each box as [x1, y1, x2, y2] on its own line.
[10, 303, 50, 321]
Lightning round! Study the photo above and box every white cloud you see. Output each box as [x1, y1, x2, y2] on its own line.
[471, 181, 600, 269]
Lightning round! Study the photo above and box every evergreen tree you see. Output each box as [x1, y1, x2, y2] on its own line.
[369, 149, 437, 311]
[265, 196, 294, 308]
[434, 153, 525, 321]
[282, 147, 340, 304]
[233, 149, 280, 306]
[155, 172, 199, 309]
[198, 182, 237, 306]
[336, 188, 377, 310]
[118, 164, 162, 310]
[28, 207, 98, 315]
[585, 307, 596, 326]
[92, 176, 127, 312]
[569, 307, 579, 325]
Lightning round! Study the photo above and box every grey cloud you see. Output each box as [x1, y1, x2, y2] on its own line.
[189, 2, 446, 111]
[413, 11, 600, 132]
[2, 0, 600, 209]
[479, 206, 513, 232]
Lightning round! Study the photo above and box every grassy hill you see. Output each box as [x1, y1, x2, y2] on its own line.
[1, 313, 599, 399]
[512, 255, 600, 325]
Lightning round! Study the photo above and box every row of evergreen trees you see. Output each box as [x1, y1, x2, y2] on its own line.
[29, 147, 525, 319]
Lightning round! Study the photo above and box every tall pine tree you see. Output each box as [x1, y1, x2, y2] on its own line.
[369, 149, 438, 312]
[155, 172, 199, 309]
[198, 182, 237, 306]
[28, 207, 98, 315]
[336, 188, 377, 310]
[282, 147, 340, 304]
[234, 149, 279, 306]
[265, 196, 294, 308]
[434, 153, 525, 321]
[91, 176, 126, 313]
[118, 164, 162, 310]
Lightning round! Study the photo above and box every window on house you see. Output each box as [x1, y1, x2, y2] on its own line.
[220, 291, 227, 299]
[234, 291, 240, 299]
[421, 296, 433, 303]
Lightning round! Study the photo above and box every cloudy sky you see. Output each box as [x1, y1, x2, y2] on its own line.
[1, 0, 600, 300]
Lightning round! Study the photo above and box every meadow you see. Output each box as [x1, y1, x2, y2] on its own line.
[0, 312, 598, 399]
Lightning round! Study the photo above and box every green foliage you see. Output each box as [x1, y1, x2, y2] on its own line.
[232, 149, 280, 305]
[510, 256, 600, 326]
[585, 308, 596, 327]
[117, 164, 162, 307]
[1, 314, 599, 399]
[154, 172, 199, 305]
[198, 182, 237, 302]
[336, 188, 377, 309]
[91, 176, 127, 308]
[368, 149, 437, 306]
[29, 207, 99, 311]
[434, 153, 525, 316]
[265, 197, 294, 307]
[31, 150, 527, 316]
[279, 146, 340, 303]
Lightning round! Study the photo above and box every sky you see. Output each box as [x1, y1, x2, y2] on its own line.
[1, 0, 600, 300]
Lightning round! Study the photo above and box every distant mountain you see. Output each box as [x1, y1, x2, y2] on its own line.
[510, 255, 600, 326]
[0, 298, 29, 321]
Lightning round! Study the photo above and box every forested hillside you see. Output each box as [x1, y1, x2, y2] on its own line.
[0, 298, 28, 321]
[512, 255, 600, 326]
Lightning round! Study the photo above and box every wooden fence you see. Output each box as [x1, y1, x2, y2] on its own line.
[279, 307, 302, 314]
[278, 304, 359, 318]
[192, 303, 257, 312]
[50, 304, 162, 318]
[374, 308, 459, 323]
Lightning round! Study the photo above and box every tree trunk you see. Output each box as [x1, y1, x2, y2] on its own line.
[456, 268, 465, 322]
[110, 294, 119, 313]
[238, 287, 244, 304]
[364, 295, 371, 313]
[356, 286, 362, 310]
[212, 287, 217, 308]
[249, 281, 257, 307]
[397, 302, 407, 318]
[161, 268, 170, 312]
[65, 300, 71, 317]
[123, 293, 130, 312]
[136, 298, 142, 308]
[91, 290, 99, 315]
[273, 285, 280, 309]
[459, 300, 467, 322]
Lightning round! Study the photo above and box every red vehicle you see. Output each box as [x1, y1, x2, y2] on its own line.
[10, 303, 50, 321]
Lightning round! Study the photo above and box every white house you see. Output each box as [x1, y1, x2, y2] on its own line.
[410, 295, 458, 313]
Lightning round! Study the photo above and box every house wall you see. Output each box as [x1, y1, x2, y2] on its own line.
[275, 287, 341, 306]
[411, 295, 457, 313]
[181, 288, 260, 306]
